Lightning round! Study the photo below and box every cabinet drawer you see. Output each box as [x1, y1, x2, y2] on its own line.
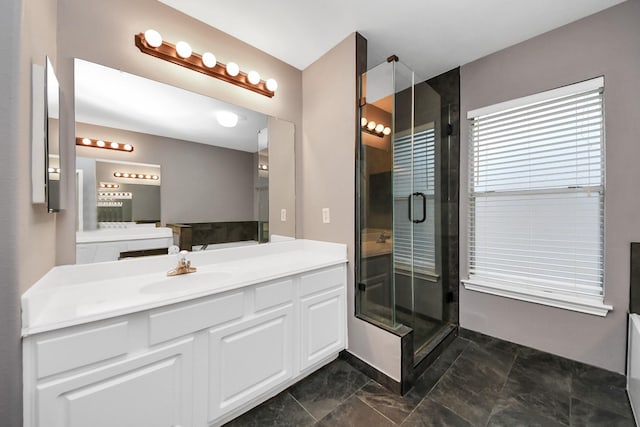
[300, 266, 346, 297]
[254, 279, 293, 312]
[36, 321, 129, 379]
[149, 292, 244, 345]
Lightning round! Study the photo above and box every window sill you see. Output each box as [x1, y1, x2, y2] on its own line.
[461, 279, 613, 317]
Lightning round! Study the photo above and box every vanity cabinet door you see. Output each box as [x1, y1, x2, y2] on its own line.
[36, 338, 194, 427]
[300, 287, 346, 372]
[208, 305, 294, 423]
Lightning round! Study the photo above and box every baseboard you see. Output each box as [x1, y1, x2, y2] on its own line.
[339, 350, 402, 395]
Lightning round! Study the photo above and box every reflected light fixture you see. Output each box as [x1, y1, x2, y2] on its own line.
[99, 182, 120, 189]
[98, 192, 132, 199]
[361, 119, 391, 138]
[217, 111, 239, 128]
[113, 171, 159, 181]
[135, 30, 277, 98]
[76, 137, 134, 152]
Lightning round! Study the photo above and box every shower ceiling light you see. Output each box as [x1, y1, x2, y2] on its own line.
[135, 31, 277, 98]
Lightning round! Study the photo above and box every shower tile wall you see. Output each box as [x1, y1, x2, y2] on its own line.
[425, 68, 460, 325]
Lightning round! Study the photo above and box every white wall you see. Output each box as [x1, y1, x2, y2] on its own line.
[460, 0, 640, 373]
[300, 34, 402, 381]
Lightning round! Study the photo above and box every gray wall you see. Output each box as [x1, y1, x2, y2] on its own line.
[1, 0, 59, 425]
[459, 0, 640, 373]
[301, 34, 403, 381]
[77, 122, 256, 225]
[268, 117, 296, 237]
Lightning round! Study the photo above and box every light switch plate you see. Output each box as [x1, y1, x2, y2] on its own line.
[280, 209, 286, 222]
[322, 208, 330, 224]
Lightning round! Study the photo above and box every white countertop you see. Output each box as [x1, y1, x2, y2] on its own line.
[22, 239, 347, 336]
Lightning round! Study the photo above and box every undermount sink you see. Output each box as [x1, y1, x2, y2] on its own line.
[140, 271, 233, 294]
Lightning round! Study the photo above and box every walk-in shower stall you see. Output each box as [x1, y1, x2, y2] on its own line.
[356, 57, 460, 385]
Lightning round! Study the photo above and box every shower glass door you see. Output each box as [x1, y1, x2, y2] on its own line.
[357, 58, 452, 358]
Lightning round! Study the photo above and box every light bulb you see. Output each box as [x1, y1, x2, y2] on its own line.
[110, 142, 119, 149]
[361, 117, 368, 127]
[96, 140, 105, 147]
[226, 62, 239, 77]
[123, 173, 130, 178]
[48, 167, 54, 173]
[82, 137, 91, 145]
[217, 111, 239, 128]
[247, 70, 260, 85]
[266, 78, 278, 92]
[145, 175, 151, 179]
[367, 121, 376, 130]
[152, 175, 159, 180]
[124, 144, 133, 151]
[114, 172, 122, 177]
[144, 29, 162, 48]
[202, 52, 216, 68]
[176, 41, 192, 58]
[375, 124, 384, 133]
[383, 127, 391, 136]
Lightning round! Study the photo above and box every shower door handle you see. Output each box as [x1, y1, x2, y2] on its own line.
[408, 192, 427, 223]
[413, 192, 426, 224]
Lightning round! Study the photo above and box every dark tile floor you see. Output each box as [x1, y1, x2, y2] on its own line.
[224, 329, 635, 426]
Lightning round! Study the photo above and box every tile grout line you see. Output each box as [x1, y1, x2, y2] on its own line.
[483, 350, 519, 427]
[400, 340, 472, 424]
[287, 392, 318, 424]
[354, 393, 402, 426]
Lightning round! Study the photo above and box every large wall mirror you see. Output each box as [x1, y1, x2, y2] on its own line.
[74, 59, 295, 264]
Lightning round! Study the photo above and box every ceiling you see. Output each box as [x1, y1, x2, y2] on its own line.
[159, 0, 625, 80]
[74, 59, 268, 153]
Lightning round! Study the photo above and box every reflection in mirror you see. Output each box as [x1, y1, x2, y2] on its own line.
[46, 57, 61, 212]
[74, 59, 295, 263]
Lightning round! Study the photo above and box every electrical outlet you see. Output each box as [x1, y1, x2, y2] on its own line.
[280, 209, 287, 222]
[322, 208, 330, 224]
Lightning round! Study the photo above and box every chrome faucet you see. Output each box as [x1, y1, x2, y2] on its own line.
[167, 250, 197, 276]
[376, 231, 391, 243]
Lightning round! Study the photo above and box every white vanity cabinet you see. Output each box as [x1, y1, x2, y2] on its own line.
[23, 263, 347, 427]
[33, 337, 195, 427]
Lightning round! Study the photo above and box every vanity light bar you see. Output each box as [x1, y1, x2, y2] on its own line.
[76, 137, 134, 153]
[97, 201, 124, 207]
[100, 182, 120, 189]
[360, 117, 391, 138]
[98, 192, 132, 200]
[113, 171, 160, 181]
[134, 30, 277, 98]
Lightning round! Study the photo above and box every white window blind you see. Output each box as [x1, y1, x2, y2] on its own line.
[393, 127, 436, 272]
[467, 78, 605, 302]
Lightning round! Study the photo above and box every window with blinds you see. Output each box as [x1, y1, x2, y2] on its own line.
[467, 77, 605, 302]
[393, 126, 436, 273]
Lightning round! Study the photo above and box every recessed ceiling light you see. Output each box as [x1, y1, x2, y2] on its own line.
[217, 111, 239, 128]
